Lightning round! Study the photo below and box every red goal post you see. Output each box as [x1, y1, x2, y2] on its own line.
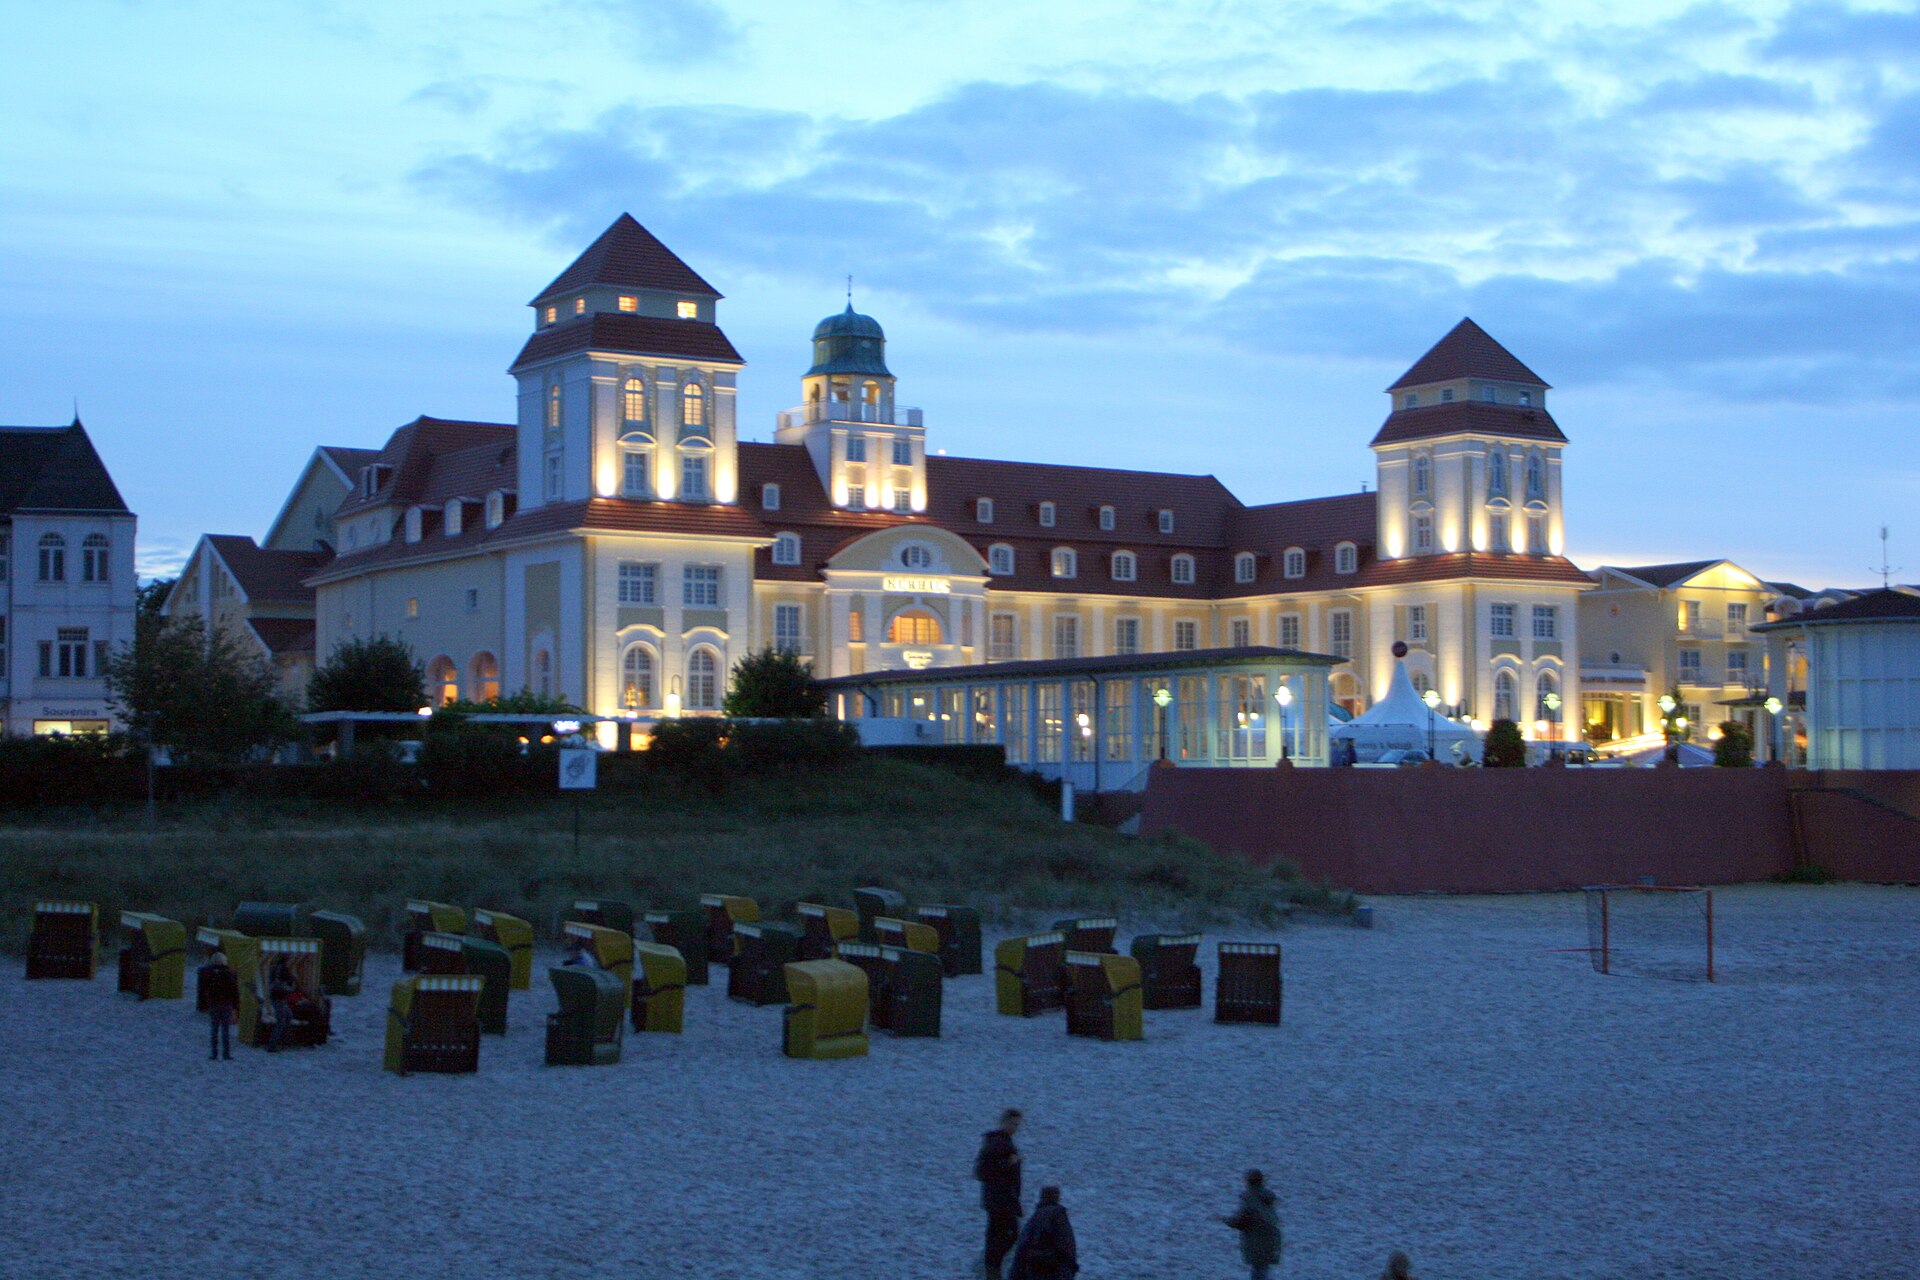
[1583, 885, 1715, 983]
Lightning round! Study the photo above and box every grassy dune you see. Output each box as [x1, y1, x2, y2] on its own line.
[1, 758, 1345, 950]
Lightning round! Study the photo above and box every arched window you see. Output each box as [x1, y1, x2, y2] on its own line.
[1282, 548, 1306, 579]
[546, 384, 561, 430]
[1038, 501, 1056, 528]
[1494, 670, 1517, 722]
[534, 648, 553, 698]
[621, 645, 654, 710]
[686, 647, 719, 709]
[900, 544, 933, 570]
[989, 544, 1014, 576]
[1412, 672, 1431, 696]
[682, 382, 705, 428]
[38, 533, 65, 582]
[470, 652, 500, 703]
[1235, 552, 1257, 583]
[1537, 669, 1561, 724]
[862, 380, 880, 409]
[621, 432, 653, 498]
[1098, 505, 1115, 531]
[623, 376, 647, 425]
[772, 533, 802, 566]
[1412, 454, 1431, 496]
[1335, 542, 1358, 574]
[81, 534, 110, 583]
[1171, 553, 1195, 585]
[887, 609, 943, 645]
[1050, 547, 1076, 579]
[428, 656, 458, 706]
[1526, 453, 1545, 500]
[1488, 449, 1508, 496]
[1111, 551, 1136, 582]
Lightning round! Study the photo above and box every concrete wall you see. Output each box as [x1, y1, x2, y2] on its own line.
[1789, 771, 1920, 882]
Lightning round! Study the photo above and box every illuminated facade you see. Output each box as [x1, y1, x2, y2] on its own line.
[293, 215, 1591, 743]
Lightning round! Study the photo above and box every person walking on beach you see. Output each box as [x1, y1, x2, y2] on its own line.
[266, 956, 296, 1053]
[1379, 1250, 1415, 1279]
[1220, 1168, 1281, 1279]
[198, 951, 239, 1061]
[974, 1108, 1024, 1279]
[1007, 1185, 1077, 1280]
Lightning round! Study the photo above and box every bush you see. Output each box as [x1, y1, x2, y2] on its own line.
[1714, 720, 1754, 768]
[308, 636, 425, 715]
[646, 718, 728, 773]
[723, 647, 827, 718]
[418, 727, 543, 800]
[725, 719, 859, 770]
[1482, 718, 1527, 768]
[0, 734, 143, 810]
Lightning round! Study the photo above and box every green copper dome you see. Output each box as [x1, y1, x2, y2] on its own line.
[806, 303, 892, 378]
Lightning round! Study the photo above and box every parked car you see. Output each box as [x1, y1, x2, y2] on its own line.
[1360, 748, 1433, 768]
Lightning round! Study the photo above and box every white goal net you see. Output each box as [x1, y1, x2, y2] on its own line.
[1583, 885, 1715, 982]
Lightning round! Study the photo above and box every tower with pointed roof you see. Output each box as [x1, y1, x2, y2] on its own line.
[775, 301, 926, 513]
[510, 214, 745, 511]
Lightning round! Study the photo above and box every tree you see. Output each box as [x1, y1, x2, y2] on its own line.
[135, 576, 175, 621]
[722, 647, 826, 718]
[1482, 718, 1528, 768]
[307, 636, 426, 713]
[438, 689, 581, 716]
[103, 614, 292, 759]
[1714, 720, 1754, 768]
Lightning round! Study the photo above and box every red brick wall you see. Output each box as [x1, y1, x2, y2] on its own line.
[1788, 772, 1920, 882]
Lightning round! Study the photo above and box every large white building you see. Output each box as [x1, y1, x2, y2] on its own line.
[247, 215, 1591, 749]
[1755, 589, 1920, 769]
[0, 419, 138, 735]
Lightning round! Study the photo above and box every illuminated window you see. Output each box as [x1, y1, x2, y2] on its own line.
[1235, 552, 1256, 583]
[543, 305, 557, 324]
[621, 645, 654, 709]
[772, 533, 802, 566]
[1050, 547, 1076, 579]
[470, 652, 499, 702]
[1173, 620, 1197, 651]
[1283, 548, 1305, 579]
[682, 382, 705, 427]
[623, 376, 647, 424]
[687, 647, 719, 708]
[677, 300, 698, 319]
[1335, 542, 1357, 574]
[976, 498, 994, 523]
[888, 609, 942, 645]
[849, 609, 864, 643]
[989, 544, 1014, 576]
[38, 533, 65, 582]
[405, 597, 420, 619]
[762, 484, 780, 511]
[617, 296, 637, 312]
[1098, 505, 1115, 531]
[1111, 551, 1136, 581]
[1039, 502, 1056, 528]
[1494, 670, 1516, 720]
[1171, 554, 1195, 585]
[429, 656, 458, 706]
[573, 297, 586, 314]
[81, 534, 109, 583]
[547, 384, 561, 429]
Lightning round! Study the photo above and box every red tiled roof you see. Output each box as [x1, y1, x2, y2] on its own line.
[1355, 552, 1594, 588]
[1369, 401, 1568, 448]
[925, 454, 1241, 548]
[510, 313, 744, 372]
[318, 445, 381, 480]
[206, 535, 327, 603]
[1219, 493, 1378, 597]
[334, 418, 514, 517]
[247, 617, 316, 657]
[531, 214, 720, 303]
[1389, 318, 1548, 390]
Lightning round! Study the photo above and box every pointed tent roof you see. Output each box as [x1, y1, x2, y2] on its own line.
[530, 214, 721, 304]
[0, 420, 131, 514]
[1389, 318, 1549, 391]
[1330, 659, 1483, 758]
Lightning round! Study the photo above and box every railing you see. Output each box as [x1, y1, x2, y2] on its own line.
[777, 402, 924, 431]
[1677, 618, 1724, 639]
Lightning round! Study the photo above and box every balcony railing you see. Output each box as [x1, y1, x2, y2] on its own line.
[778, 402, 924, 431]
[1677, 618, 1724, 639]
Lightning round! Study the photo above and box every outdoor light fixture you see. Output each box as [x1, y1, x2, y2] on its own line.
[1422, 687, 1442, 758]
[552, 720, 581, 735]
[416, 706, 433, 717]
[1658, 694, 1677, 714]
[1152, 686, 1172, 761]
[1764, 696, 1783, 715]
[1274, 683, 1294, 761]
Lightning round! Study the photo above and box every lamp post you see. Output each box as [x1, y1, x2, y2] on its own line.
[1422, 687, 1441, 760]
[1764, 695, 1784, 765]
[1274, 682, 1294, 762]
[1153, 686, 1172, 761]
[1657, 692, 1680, 765]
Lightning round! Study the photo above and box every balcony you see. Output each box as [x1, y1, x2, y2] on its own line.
[778, 402, 924, 431]
[1676, 618, 1724, 639]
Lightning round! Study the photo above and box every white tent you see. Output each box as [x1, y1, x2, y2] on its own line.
[1331, 660, 1484, 763]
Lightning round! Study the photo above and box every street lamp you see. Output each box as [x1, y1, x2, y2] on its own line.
[1274, 682, 1294, 761]
[1153, 686, 1172, 761]
[1422, 687, 1442, 759]
[1764, 695, 1784, 764]
[1657, 692, 1681, 765]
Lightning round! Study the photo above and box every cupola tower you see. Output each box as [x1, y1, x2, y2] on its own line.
[776, 300, 926, 513]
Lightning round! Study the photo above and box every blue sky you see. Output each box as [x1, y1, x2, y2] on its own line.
[3, 0, 1916, 587]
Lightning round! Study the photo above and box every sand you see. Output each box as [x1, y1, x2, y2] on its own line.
[3, 883, 1916, 1280]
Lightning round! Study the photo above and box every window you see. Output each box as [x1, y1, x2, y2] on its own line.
[543, 305, 557, 324]
[1171, 554, 1195, 585]
[1527, 515, 1547, 554]
[623, 444, 652, 498]
[846, 484, 865, 509]
[1111, 551, 1136, 582]
[1519, 390, 1532, 406]
[686, 648, 719, 708]
[989, 613, 1017, 661]
[444, 501, 464, 537]
[845, 436, 867, 463]
[1114, 617, 1140, 655]
[1494, 670, 1517, 720]
[404, 508, 423, 543]
[1413, 453, 1431, 496]
[1053, 615, 1080, 659]
[465, 587, 480, 613]
[547, 384, 561, 429]
[677, 300, 698, 320]
[1727, 602, 1749, 633]
[1279, 614, 1301, 648]
[1235, 552, 1256, 583]
[1038, 502, 1056, 528]
[1531, 605, 1558, 640]
[1335, 543, 1357, 574]
[1283, 548, 1306, 579]
[1173, 620, 1198, 651]
[681, 453, 709, 502]
[1484, 386, 1497, 403]
[544, 453, 562, 501]
[1329, 610, 1353, 658]
[989, 544, 1014, 576]
[1440, 388, 1454, 403]
[1403, 393, 1418, 409]
[1491, 603, 1516, 638]
[1098, 505, 1115, 531]
[892, 438, 911, 466]
[849, 608, 864, 642]
[620, 646, 653, 709]
[1230, 618, 1250, 648]
[888, 609, 942, 645]
[45, 627, 89, 678]
[618, 561, 657, 604]
[1489, 513, 1509, 552]
[1488, 450, 1508, 496]
[976, 498, 994, 523]
[772, 534, 802, 566]
[1413, 512, 1434, 554]
[618, 295, 637, 312]
[38, 534, 65, 582]
[1412, 672, 1431, 696]
[1158, 509, 1174, 534]
[1408, 604, 1427, 643]
[623, 376, 647, 424]
[486, 493, 505, 529]
[761, 484, 780, 511]
[429, 656, 458, 706]
[405, 597, 420, 619]
[683, 564, 721, 607]
[892, 488, 911, 513]
[573, 297, 586, 315]
[900, 544, 932, 570]
[1050, 547, 1076, 579]
[1679, 648, 1703, 681]
[1728, 648, 1750, 683]
[471, 653, 498, 701]
[1681, 600, 1702, 632]
[1537, 670, 1561, 723]
[1526, 453, 1545, 500]
[81, 534, 109, 583]
[775, 603, 804, 653]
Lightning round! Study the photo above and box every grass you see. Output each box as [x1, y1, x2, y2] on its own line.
[0, 757, 1349, 952]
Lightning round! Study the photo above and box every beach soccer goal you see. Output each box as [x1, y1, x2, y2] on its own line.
[1582, 885, 1714, 982]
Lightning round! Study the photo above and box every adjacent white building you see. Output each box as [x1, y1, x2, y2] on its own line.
[1755, 589, 1920, 769]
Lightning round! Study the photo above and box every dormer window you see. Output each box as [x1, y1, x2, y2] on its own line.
[1335, 542, 1358, 574]
[617, 296, 637, 312]
[989, 544, 1014, 576]
[1038, 501, 1056, 528]
[677, 300, 698, 319]
[1403, 393, 1418, 409]
[1098, 505, 1115, 531]
[901, 545, 933, 570]
[1050, 547, 1076, 578]
[1235, 552, 1257, 584]
[1519, 390, 1532, 406]
[404, 508, 423, 543]
[1283, 548, 1306, 579]
[543, 305, 557, 325]
[444, 501, 463, 537]
[1483, 386, 1497, 402]
[573, 297, 586, 315]
[1158, 509, 1174, 534]
[486, 492, 505, 529]
[772, 533, 802, 565]
[1171, 553, 1195, 585]
[1112, 551, 1136, 581]
[360, 464, 387, 499]
[1440, 388, 1454, 403]
[976, 498, 994, 523]
[762, 483, 781, 511]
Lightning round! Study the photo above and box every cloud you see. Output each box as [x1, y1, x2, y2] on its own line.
[582, 0, 742, 63]
[1760, 1, 1920, 62]
[409, 79, 492, 116]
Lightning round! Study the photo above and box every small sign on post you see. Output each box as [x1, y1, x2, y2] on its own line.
[558, 748, 598, 791]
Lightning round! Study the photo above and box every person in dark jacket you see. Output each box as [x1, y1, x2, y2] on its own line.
[266, 957, 296, 1052]
[974, 1108, 1024, 1278]
[198, 951, 240, 1060]
[1220, 1168, 1282, 1279]
[1007, 1185, 1076, 1280]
